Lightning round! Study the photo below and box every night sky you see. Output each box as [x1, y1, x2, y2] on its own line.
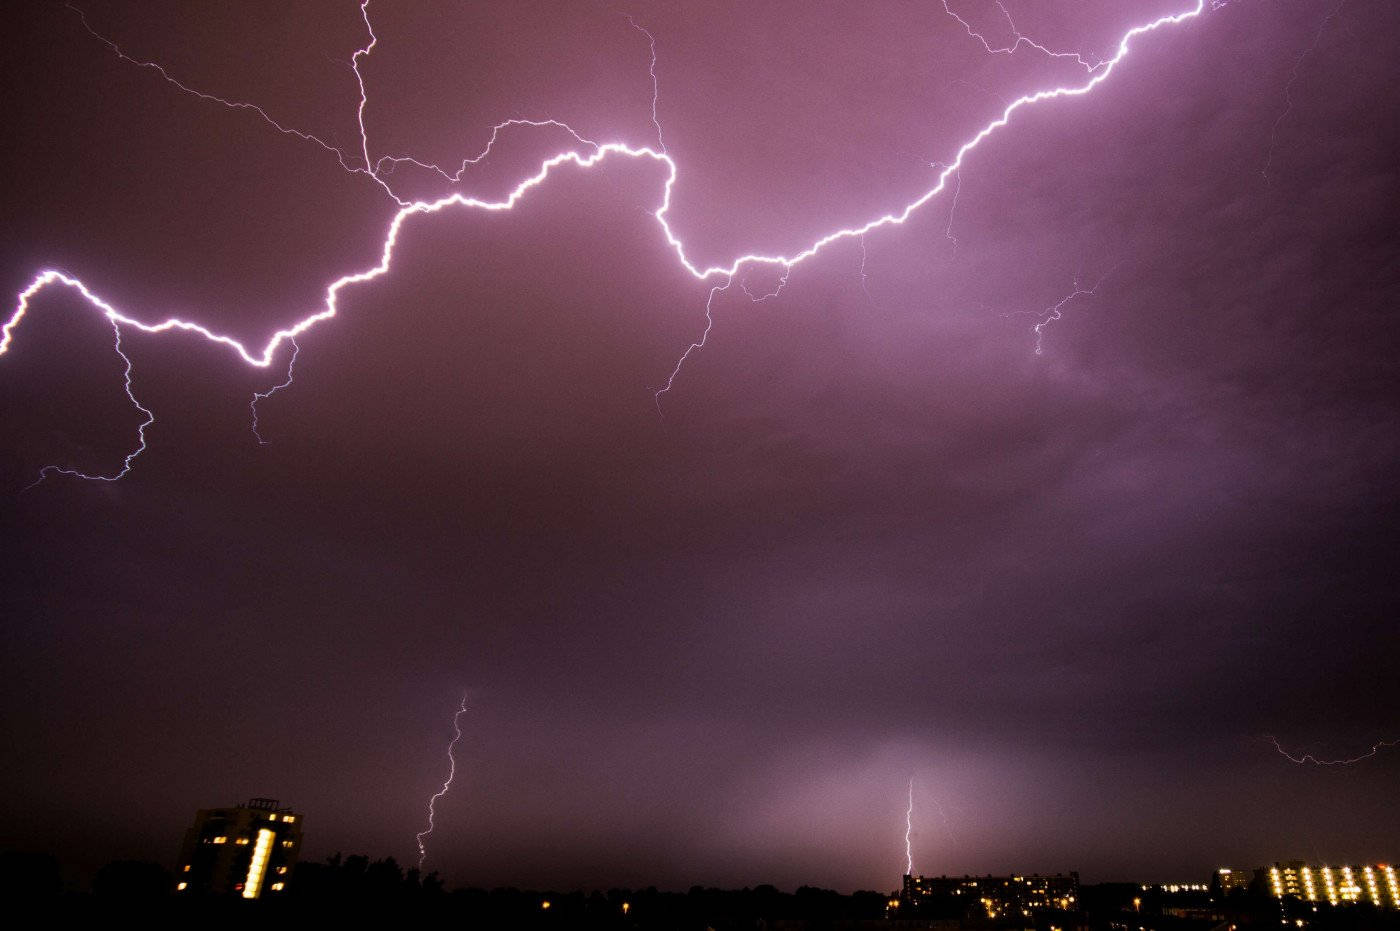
[2, 0, 1397, 893]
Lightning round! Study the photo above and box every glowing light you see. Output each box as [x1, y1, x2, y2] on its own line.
[242, 827, 275, 899]
[416, 691, 469, 869]
[4, 1, 1219, 480]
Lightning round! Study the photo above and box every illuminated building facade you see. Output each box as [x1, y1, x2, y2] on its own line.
[1266, 860, 1399, 910]
[1212, 867, 1256, 896]
[175, 797, 303, 898]
[901, 872, 1079, 919]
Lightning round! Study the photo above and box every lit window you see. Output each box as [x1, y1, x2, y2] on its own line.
[276, 866, 287, 874]
[236, 837, 250, 845]
[271, 882, 285, 891]
[177, 882, 188, 891]
[212, 836, 227, 844]
[283, 815, 295, 823]
[242, 828, 276, 899]
[282, 840, 294, 847]
[182, 865, 190, 872]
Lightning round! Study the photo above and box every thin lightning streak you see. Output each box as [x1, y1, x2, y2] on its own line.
[249, 338, 300, 446]
[344, 0, 414, 205]
[738, 260, 792, 304]
[1269, 735, 1398, 767]
[417, 692, 469, 870]
[656, 277, 732, 409]
[71, 1, 600, 199]
[372, 119, 600, 187]
[905, 778, 914, 877]
[942, 0, 1105, 72]
[625, 14, 667, 154]
[6, 1, 1215, 477]
[939, 164, 963, 250]
[1028, 266, 1116, 354]
[66, 4, 367, 179]
[1261, 0, 1346, 185]
[353, 0, 379, 175]
[858, 236, 875, 307]
[23, 316, 153, 489]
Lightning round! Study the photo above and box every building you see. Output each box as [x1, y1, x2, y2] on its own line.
[175, 797, 303, 898]
[1212, 867, 1257, 897]
[1266, 861, 1399, 909]
[900, 872, 1079, 920]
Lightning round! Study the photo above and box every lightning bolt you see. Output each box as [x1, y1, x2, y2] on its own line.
[21, 309, 153, 490]
[1269, 735, 1399, 767]
[1261, 0, 1347, 184]
[625, 14, 667, 154]
[858, 236, 876, 307]
[249, 338, 300, 446]
[1025, 266, 1117, 354]
[416, 691, 469, 871]
[941, 0, 1106, 73]
[656, 276, 732, 411]
[6, 1, 1219, 480]
[905, 777, 915, 877]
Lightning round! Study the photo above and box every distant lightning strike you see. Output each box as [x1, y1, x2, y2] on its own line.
[5, 1, 1216, 482]
[417, 692, 469, 871]
[905, 778, 915, 877]
[1269, 736, 1399, 767]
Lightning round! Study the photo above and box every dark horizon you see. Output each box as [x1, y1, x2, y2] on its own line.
[3, 0, 1396, 894]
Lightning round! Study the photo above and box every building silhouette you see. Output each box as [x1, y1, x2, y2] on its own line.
[897, 871, 1079, 920]
[175, 797, 303, 898]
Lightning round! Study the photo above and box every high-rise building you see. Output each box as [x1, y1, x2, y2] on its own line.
[900, 872, 1079, 919]
[175, 797, 303, 898]
[1265, 861, 1399, 909]
[1212, 867, 1258, 896]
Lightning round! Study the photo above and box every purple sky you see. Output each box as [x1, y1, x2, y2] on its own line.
[2, 0, 1397, 891]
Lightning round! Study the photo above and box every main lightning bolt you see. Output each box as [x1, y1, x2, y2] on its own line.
[5, 1, 1218, 482]
[416, 692, 469, 871]
[905, 777, 915, 877]
[1269, 735, 1399, 767]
